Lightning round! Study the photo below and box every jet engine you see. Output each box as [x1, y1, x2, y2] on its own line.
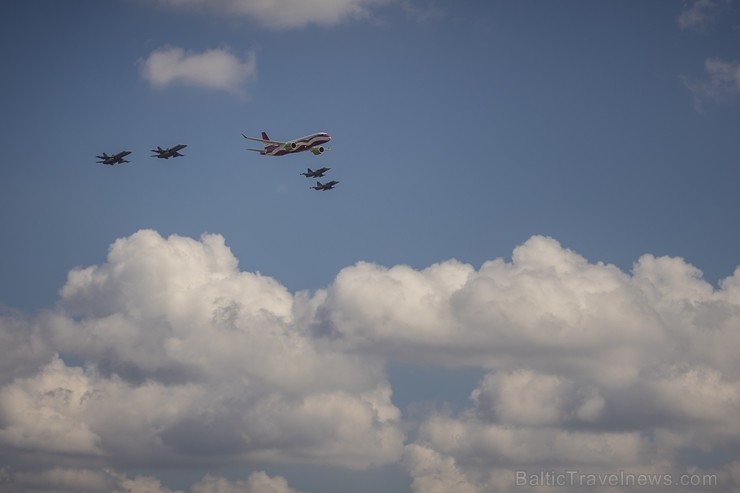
[310, 146, 325, 155]
[284, 142, 298, 151]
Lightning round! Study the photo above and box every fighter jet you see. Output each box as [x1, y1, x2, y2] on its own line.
[242, 131, 331, 156]
[151, 144, 187, 159]
[310, 180, 340, 191]
[96, 151, 131, 165]
[300, 167, 331, 178]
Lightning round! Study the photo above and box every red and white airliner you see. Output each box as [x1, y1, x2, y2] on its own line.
[242, 131, 331, 156]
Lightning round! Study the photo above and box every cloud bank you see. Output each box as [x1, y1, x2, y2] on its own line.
[2, 230, 740, 491]
[140, 46, 257, 96]
[148, 0, 393, 29]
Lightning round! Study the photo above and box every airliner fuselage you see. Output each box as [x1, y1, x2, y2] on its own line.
[243, 132, 331, 156]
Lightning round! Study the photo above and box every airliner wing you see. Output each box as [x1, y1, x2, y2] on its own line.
[241, 133, 286, 146]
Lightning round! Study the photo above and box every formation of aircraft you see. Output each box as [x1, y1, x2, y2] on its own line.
[96, 151, 131, 165]
[97, 130, 340, 191]
[300, 167, 330, 178]
[242, 131, 331, 156]
[245, 130, 340, 191]
[151, 144, 187, 159]
[97, 145, 186, 165]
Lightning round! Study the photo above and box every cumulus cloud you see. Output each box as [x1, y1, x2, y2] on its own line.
[401, 363, 740, 492]
[148, 0, 393, 29]
[294, 235, 740, 491]
[299, 235, 740, 492]
[310, 236, 738, 378]
[140, 46, 257, 96]
[0, 358, 105, 456]
[0, 308, 54, 385]
[470, 370, 604, 427]
[403, 444, 480, 493]
[2, 231, 740, 491]
[1, 230, 402, 481]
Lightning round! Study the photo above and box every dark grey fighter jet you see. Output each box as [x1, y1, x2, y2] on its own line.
[96, 151, 131, 165]
[310, 180, 340, 191]
[151, 144, 187, 159]
[300, 167, 331, 178]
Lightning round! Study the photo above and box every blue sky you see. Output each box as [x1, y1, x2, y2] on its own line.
[1, 1, 740, 492]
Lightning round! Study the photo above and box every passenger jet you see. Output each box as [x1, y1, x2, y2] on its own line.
[242, 131, 331, 156]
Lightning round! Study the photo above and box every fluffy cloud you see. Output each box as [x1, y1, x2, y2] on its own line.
[148, 0, 393, 29]
[0, 230, 402, 480]
[403, 444, 479, 493]
[402, 362, 740, 492]
[312, 236, 740, 379]
[0, 358, 104, 456]
[140, 46, 257, 96]
[302, 235, 740, 491]
[0, 309, 54, 386]
[2, 230, 740, 492]
[471, 370, 605, 427]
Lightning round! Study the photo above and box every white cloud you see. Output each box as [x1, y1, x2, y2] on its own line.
[0, 359, 103, 456]
[0, 469, 304, 493]
[3, 231, 740, 492]
[403, 444, 480, 493]
[304, 235, 740, 491]
[401, 366, 740, 492]
[192, 471, 305, 493]
[1, 230, 403, 475]
[140, 46, 257, 96]
[685, 58, 740, 109]
[322, 236, 740, 371]
[471, 370, 603, 427]
[148, 0, 394, 29]
[0, 309, 54, 385]
[418, 414, 646, 468]
[677, 0, 723, 30]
